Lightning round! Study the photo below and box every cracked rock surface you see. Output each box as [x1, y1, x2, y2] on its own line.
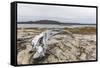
[17, 30, 96, 65]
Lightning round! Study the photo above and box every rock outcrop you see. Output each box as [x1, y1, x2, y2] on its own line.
[17, 30, 96, 64]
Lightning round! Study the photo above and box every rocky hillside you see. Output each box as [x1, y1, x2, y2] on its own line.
[17, 29, 96, 65]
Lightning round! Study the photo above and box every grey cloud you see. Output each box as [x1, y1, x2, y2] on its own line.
[17, 3, 96, 24]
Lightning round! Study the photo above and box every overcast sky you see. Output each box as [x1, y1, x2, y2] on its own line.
[17, 3, 96, 24]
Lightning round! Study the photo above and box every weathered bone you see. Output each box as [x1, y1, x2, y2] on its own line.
[31, 29, 74, 59]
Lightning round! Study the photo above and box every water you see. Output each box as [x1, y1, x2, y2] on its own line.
[17, 24, 96, 28]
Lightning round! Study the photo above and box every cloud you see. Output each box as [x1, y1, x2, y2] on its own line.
[17, 3, 96, 24]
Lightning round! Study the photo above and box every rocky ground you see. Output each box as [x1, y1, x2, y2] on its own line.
[17, 29, 96, 65]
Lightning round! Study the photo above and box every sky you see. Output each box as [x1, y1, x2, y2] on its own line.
[17, 3, 96, 24]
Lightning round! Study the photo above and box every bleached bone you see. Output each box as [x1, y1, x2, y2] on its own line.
[31, 29, 74, 59]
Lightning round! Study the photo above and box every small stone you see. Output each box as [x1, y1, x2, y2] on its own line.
[79, 53, 86, 60]
[33, 52, 40, 59]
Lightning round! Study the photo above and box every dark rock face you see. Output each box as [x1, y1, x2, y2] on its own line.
[17, 29, 96, 64]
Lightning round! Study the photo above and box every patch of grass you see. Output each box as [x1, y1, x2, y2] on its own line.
[17, 27, 96, 34]
[17, 28, 45, 33]
[64, 27, 96, 34]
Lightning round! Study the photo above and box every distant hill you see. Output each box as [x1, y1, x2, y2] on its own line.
[17, 20, 96, 25]
[18, 20, 61, 24]
[34, 20, 61, 24]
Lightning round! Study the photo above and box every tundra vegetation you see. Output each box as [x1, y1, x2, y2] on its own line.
[17, 26, 96, 65]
